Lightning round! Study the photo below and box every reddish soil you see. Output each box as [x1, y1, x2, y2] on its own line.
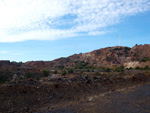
[0, 72, 150, 113]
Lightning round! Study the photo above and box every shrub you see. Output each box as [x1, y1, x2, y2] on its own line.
[95, 72, 99, 76]
[80, 70, 83, 74]
[58, 66, 64, 70]
[117, 52, 123, 57]
[140, 57, 150, 62]
[53, 70, 57, 74]
[68, 68, 73, 73]
[143, 66, 150, 70]
[119, 72, 124, 75]
[128, 67, 133, 70]
[105, 68, 111, 72]
[113, 47, 122, 50]
[75, 61, 89, 69]
[135, 66, 140, 70]
[114, 65, 124, 72]
[133, 53, 139, 57]
[124, 47, 131, 51]
[62, 70, 66, 76]
[105, 56, 110, 61]
[25, 72, 32, 78]
[0, 74, 5, 84]
[74, 61, 78, 64]
[101, 74, 106, 77]
[34, 76, 40, 80]
[42, 70, 49, 77]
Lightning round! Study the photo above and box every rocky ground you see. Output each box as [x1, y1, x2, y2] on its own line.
[47, 83, 150, 113]
[0, 45, 150, 113]
[0, 71, 150, 113]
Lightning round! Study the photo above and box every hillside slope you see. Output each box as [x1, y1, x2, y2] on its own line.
[24, 44, 150, 69]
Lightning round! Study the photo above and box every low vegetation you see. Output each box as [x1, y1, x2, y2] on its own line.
[0, 44, 150, 113]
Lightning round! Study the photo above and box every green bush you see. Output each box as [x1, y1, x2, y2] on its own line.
[114, 65, 124, 72]
[34, 76, 40, 80]
[68, 68, 73, 73]
[75, 61, 89, 69]
[105, 57, 110, 61]
[95, 72, 99, 76]
[113, 47, 122, 50]
[0, 74, 5, 84]
[124, 47, 130, 54]
[124, 47, 131, 51]
[101, 67, 111, 72]
[135, 67, 140, 70]
[53, 70, 57, 74]
[80, 70, 83, 73]
[140, 57, 150, 62]
[117, 52, 123, 57]
[101, 74, 106, 77]
[119, 72, 124, 75]
[62, 70, 66, 76]
[58, 66, 64, 70]
[42, 70, 49, 77]
[143, 66, 150, 70]
[128, 67, 133, 70]
[105, 68, 111, 72]
[25, 72, 32, 78]
[135, 66, 149, 70]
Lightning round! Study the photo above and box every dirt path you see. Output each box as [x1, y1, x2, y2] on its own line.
[46, 83, 150, 113]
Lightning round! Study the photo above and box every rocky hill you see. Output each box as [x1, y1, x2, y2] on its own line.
[1, 44, 150, 113]
[24, 44, 150, 69]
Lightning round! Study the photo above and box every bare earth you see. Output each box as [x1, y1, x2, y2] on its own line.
[1, 73, 150, 113]
[46, 83, 150, 113]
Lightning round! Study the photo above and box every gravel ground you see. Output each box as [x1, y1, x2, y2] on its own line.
[47, 83, 150, 113]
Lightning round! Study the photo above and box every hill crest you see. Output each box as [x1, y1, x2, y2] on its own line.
[24, 44, 150, 69]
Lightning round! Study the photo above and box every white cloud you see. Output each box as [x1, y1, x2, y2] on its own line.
[10, 52, 23, 56]
[0, 0, 150, 42]
[88, 31, 108, 36]
[0, 50, 23, 56]
[0, 51, 9, 54]
[0, 29, 77, 42]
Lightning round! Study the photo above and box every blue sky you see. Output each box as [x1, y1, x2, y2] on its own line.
[0, 0, 150, 62]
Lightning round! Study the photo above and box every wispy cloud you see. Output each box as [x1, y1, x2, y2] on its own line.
[88, 31, 108, 36]
[0, 51, 9, 54]
[0, 0, 150, 42]
[0, 50, 22, 56]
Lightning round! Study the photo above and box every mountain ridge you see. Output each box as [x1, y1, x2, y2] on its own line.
[24, 44, 150, 69]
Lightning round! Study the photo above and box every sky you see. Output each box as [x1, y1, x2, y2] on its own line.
[0, 0, 150, 62]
